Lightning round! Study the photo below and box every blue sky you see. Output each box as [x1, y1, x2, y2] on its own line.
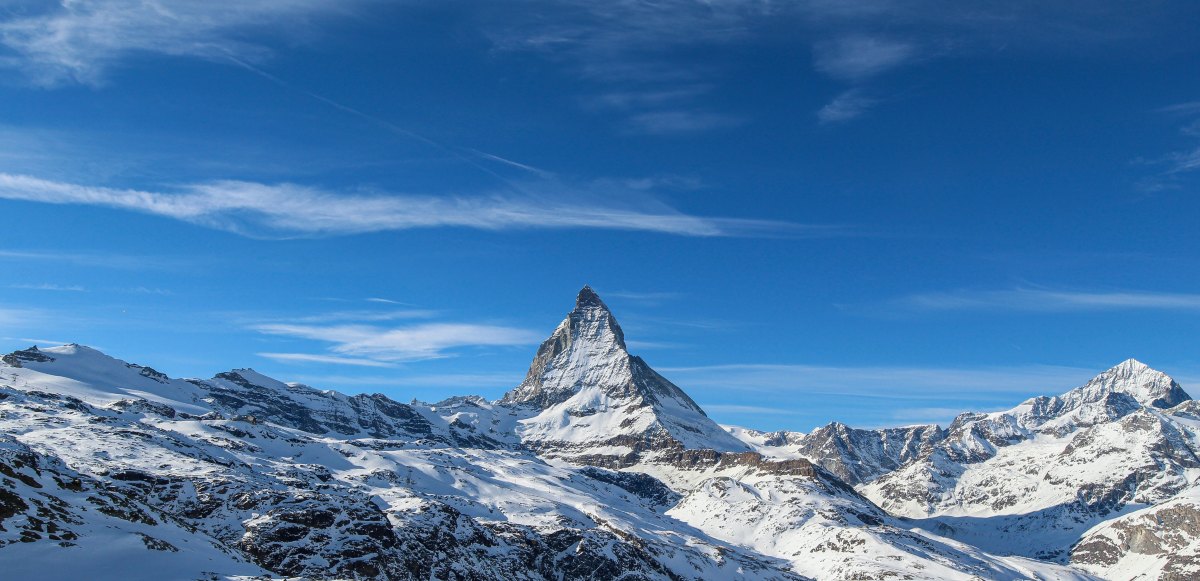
[3, 1, 1200, 431]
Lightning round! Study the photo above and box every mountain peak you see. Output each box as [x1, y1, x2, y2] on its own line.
[499, 287, 749, 457]
[1079, 358, 1190, 410]
[1110, 357, 1151, 375]
[575, 285, 607, 311]
[500, 287, 628, 408]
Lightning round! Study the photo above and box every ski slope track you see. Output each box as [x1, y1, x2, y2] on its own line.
[0, 287, 1193, 579]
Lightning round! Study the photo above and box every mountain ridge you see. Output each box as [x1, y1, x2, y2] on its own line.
[1, 287, 1194, 580]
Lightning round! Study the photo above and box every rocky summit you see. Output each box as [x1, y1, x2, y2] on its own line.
[501, 285, 751, 465]
[1, 287, 1197, 580]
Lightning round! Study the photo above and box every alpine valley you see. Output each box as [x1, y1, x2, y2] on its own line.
[1, 287, 1197, 580]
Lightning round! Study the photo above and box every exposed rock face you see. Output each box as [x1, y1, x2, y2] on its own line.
[4, 291, 1194, 580]
[503, 286, 634, 409]
[500, 286, 751, 464]
[202, 369, 445, 442]
[1069, 358, 1191, 411]
[0, 342, 805, 581]
[792, 422, 944, 485]
[1071, 485, 1200, 580]
[1, 346, 54, 367]
[858, 360, 1198, 563]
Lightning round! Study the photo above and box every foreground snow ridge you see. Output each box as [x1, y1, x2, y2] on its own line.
[0, 286, 1195, 580]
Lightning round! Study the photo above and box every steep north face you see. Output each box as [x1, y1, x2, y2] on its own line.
[501, 286, 751, 461]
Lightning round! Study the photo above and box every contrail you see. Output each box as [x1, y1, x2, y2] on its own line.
[223, 55, 550, 184]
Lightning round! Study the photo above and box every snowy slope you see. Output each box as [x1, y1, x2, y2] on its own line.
[668, 471, 1094, 581]
[0, 434, 267, 581]
[1070, 479, 1200, 580]
[0, 341, 1089, 579]
[500, 286, 749, 464]
[1, 288, 1195, 580]
[0, 347, 803, 580]
[858, 360, 1199, 562]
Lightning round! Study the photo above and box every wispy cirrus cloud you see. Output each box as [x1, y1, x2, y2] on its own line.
[484, 1, 756, 135]
[0, 0, 359, 86]
[662, 361, 1119, 429]
[659, 362, 1098, 400]
[817, 89, 879, 124]
[253, 322, 541, 363]
[813, 35, 916, 81]
[0, 248, 189, 271]
[603, 290, 681, 300]
[483, 1, 1196, 129]
[624, 110, 744, 135]
[1138, 100, 1200, 190]
[256, 352, 398, 368]
[702, 404, 799, 416]
[365, 297, 409, 305]
[280, 310, 438, 324]
[5, 337, 73, 347]
[287, 372, 519, 391]
[8, 283, 87, 292]
[888, 406, 972, 426]
[0, 307, 49, 328]
[898, 288, 1200, 312]
[0, 173, 817, 238]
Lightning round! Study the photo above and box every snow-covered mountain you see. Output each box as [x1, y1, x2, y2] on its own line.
[1069, 480, 1200, 580]
[501, 286, 750, 464]
[0, 287, 1195, 580]
[836, 359, 1196, 566]
[0, 343, 799, 580]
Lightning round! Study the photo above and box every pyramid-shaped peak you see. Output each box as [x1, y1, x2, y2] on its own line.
[1110, 358, 1151, 374]
[569, 286, 625, 350]
[1081, 357, 1190, 410]
[500, 287, 750, 456]
[575, 285, 607, 310]
[1093, 358, 1166, 384]
[501, 287, 629, 407]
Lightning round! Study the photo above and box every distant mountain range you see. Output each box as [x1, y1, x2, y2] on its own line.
[1, 286, 1196, 580]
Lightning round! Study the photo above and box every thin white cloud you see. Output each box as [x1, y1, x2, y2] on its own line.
[0, 173, 811, 238]
[658, 362, 1100, 400]
[485, 2, 753, 133]
[702, 404, 799, 416]
[664, 360, 1179, 429]
[289, 372, 519, 390]
[283, 310, 439, 324]
[1137, 100, 1200, 189]
[1164, 146, 1200, 174]
[9, 337, 73, 347]
[485, 2, 1190, 133]
[253, 322, 542, 362]
[887, 406, 973, 426]
[9, 283, 87, 292]
[0, 307, 49, 329]
[900, 288, 1200, 312]
[120, 286, 173, 295]
[625, 340, 686, 351]
[624, 110, 744, 135]
[257, 352, 397, 368]
[813, 35, 915, 81]
[0, 248, 185, 270]
[365, 297, 414, 305]
[1158, 101, 1200, 116]
[604, 290, 683, 302]
[817, 89, 878, 124]
[0, 0, 357, 86]
[587, 86, 713, 110]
